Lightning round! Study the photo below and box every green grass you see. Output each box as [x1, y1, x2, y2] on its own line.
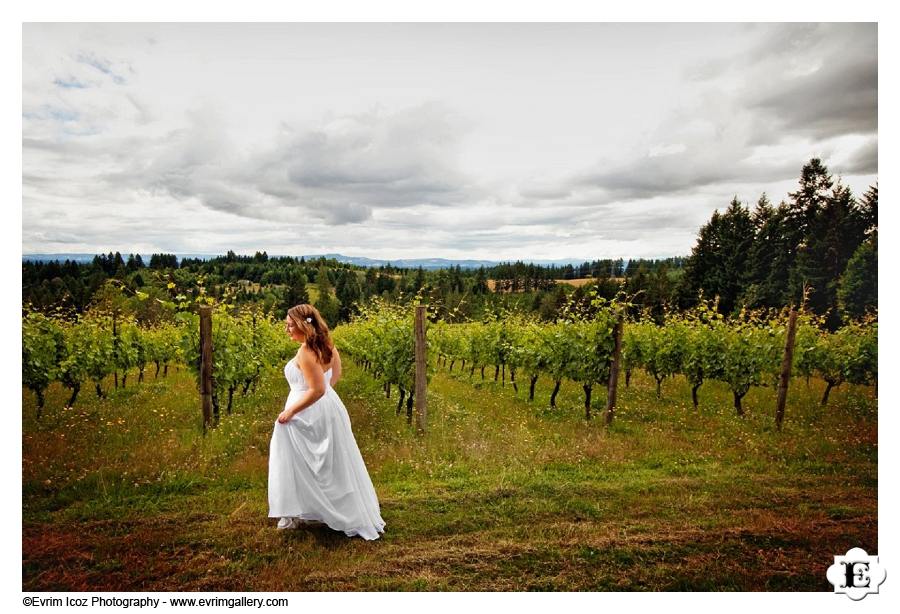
[22, 359, 876, 591]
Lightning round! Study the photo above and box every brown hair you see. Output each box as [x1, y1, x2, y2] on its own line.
[287, 304, 334, 367]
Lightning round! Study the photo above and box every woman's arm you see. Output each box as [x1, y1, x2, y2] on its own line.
[330, 346, 342, 387]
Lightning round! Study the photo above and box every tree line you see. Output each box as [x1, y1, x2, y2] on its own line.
[676, 158, 877, 329]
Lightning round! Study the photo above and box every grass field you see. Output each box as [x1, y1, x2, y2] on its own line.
[487, 277, 621, 291]
[22, 353, 877, 591]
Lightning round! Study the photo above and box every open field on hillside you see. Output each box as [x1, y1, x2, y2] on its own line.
[486, 277, 626, 292]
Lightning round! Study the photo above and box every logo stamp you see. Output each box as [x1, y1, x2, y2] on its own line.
[826, 547, 886, 600]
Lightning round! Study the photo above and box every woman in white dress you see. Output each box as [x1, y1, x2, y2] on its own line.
[268, 304, 386, 540]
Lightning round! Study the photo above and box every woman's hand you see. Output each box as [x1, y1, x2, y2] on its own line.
[277, 408, 296, 424]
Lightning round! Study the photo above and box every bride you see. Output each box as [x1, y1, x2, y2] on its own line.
[268, 304, 386, 540]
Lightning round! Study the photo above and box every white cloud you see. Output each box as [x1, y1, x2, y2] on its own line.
[648, 144, 687, 158]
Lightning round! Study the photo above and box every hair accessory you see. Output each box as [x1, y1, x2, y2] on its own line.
[306, 316, 312, 323]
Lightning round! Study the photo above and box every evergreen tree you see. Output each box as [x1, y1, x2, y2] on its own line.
[719, 197, 755, 313]
[126, 253, 144, 272]
[336, 270, 363, 322]
[744, 195, 791, 308]
[594, 274, 620, 300]
[375, 271, 396, 295]
[473, 267, 489, 295]
[399, 279, 411, 300]
[316, 264, 333, 294]
[280, 269, 309, 313]
[433, 268, 451, 295]
[363, 267, 378, 297]
[679, 197, 754, 314]
[786, 158, 834, 243]
[858, 183, 878, 236]
[314, 290, 341, 327]
[450, 264, 464, 293]
[785, 158, 834, 304]
[647, 263, 674, 314]
[413, 266, 426, 292]
[793, 180, 866, 327]
[837, 233, 877, 320]
[627, 264, 651, 308]
[538, 284, 567, 321]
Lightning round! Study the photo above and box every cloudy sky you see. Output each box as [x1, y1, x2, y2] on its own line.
[22, 22, 877, 261]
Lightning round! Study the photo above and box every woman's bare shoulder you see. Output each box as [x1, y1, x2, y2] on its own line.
[298, 348, 325, 376]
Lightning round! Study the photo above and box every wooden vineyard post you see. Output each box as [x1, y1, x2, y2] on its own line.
[605, 314, 624, 426]
[414, 305, 427, 435]
[112, 310, 119, 389]
[199, 305, 213, 434]
[775, 307, 799, 431]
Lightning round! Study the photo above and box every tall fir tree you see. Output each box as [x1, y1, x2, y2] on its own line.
[858, 183, 878, 236]
[786, 158, 834, 243]
[336, 270, 363, 323]
[363, 267, 378, 297]
[678, 211, 721, 309]
[785, 158, 834, 305]
[679, 197, 754, 314]
[473, 267, 489, 295]
[751, 199, 793, 308]
[713, 197, 755, 314]
[837, 232, 877, 320]
[314, 290, 341, 328]
[315, 264, 333, 293]
[413, 266, 426, 292]
[744, 194, 777, 307]
[793, 179, 866, 327]
[313, 265, 340, 325]
[280, 269, 309, 314]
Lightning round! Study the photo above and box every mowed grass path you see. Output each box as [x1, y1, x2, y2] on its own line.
[23, 355, 876, 591]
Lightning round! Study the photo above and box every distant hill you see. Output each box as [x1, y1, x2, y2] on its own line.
[22, 252, 603, 270]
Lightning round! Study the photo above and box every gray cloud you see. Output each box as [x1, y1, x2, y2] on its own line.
[269, 103, 475, 209]
[514, 134, 806, 210]
[513, 23, 877, 213]
[748, 55, 876, 141]
[691, 23, 877, 143]
[86, 102, 481, 226]
[838, 137, 878, 175]
[573, 158, 729, 202]
[516, 186, 573, 201]
[24, 231, 85, 245]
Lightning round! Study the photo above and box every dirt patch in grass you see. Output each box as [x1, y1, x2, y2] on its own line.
[23, 500, 875, 591]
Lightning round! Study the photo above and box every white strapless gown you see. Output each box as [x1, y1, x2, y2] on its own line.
[267, 358, 386, 540]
